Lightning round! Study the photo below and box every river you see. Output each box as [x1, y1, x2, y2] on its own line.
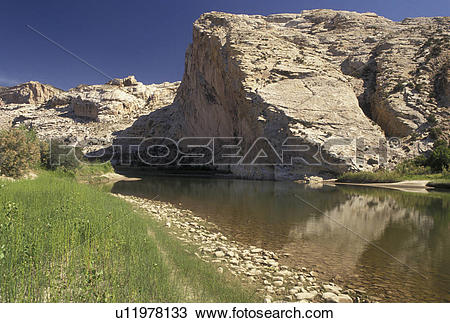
[110, 176, 450, 302]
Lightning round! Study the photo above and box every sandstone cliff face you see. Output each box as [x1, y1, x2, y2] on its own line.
[0, 81, 63, 105]
[116, 10, 449, 179]
[47, 76, 180, 121]
[0, 77, 180, 153]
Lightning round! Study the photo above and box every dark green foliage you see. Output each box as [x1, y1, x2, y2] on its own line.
[338, 141, 449, 183]
[426, 140, 450, 172]
[428, 127, 442, 140]
[427, 114, 437, 126]
[414, 83, 424, 93]
[0, 127, 41, 178]
[41, 138, 84, 171]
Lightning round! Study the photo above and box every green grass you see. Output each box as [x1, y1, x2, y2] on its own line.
[0, 172, 257, 302]
[75, 162, 114, 177]
[337, 171, 403, 183]
[338, 139, 449, 184]
[337, 171, 450, 184]
[73, 161, 115, 184]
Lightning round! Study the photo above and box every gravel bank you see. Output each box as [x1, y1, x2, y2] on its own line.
[114, 194, 373, 303]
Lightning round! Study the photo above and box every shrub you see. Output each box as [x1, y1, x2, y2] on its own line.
[41, 138, 84, 171]
[394, 156, 431, 175]
[391, 81, 405, 94]
[427, 114, 437, 126]
[426, 140, 449, 172]
[410, 132, 419, 141]
[428, 127, 442, 140]
[414, 83, 424, 93]
[337, 170, 402, 183]
[0, 127, 41, 178]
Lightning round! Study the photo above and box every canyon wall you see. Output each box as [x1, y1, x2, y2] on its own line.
[115, 10, 449, 179]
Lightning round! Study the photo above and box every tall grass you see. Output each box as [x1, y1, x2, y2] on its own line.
[337, 140, 449, 184]
[0, 173, 256, 302]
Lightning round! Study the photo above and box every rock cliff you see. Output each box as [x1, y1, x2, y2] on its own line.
[0, 81, 63, 105]
[115, 10, 449, 179]
[0, 77, 180, 153]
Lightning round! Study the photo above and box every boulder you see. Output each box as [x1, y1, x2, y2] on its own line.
[322, 292, 339, 303]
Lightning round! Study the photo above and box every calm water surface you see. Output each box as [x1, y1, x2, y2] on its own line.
[111, 176, 450, 302]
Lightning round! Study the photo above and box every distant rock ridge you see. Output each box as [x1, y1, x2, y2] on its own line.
[47, 76, 180, 121]
[0, 76, 180, 153]
[114, 9, 449, 179]
[0, 81, 63, 105]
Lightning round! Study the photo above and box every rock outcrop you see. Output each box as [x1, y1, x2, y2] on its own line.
[116, 10, 449, 179]
[47, 76, 180, 121]
[0, 81, 63, 105]
[0, 76, 180, 153]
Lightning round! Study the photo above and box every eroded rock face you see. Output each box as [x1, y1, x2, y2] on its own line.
[0, 77, 180, 153]
[0, 81, 63, 105]
[47, 76, 180, 121]
[117, 10, 448, 179]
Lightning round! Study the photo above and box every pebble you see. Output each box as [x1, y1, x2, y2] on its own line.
[214, 251, 225, 258]
[337, 295, 353, 303]
[226, 251, 235, 257]
[322, 292, 338, 303]
[229, 258, 239, 265]
[278, 270, 293, 277]
[264, 296, 273, 303]
[295, 292, 317, 301]
[323, 284, 342, 294]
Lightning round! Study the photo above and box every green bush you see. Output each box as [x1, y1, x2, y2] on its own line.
[429, 127, 442, 140]
[427, 114, 437, 126]
[427, 140, 450, 172]
[41, 138, 84, 171]
[338, 141, 449, 183]
[0, 127, 41, 178]
[337, 170, 402, 183]
[394, 159, 431, 176]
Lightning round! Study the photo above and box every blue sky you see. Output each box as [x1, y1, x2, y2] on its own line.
[1, 0, 448, 90]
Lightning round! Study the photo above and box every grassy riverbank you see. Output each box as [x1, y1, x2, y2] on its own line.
[0, 172, 257, 302]
[338, 139, 449, 185]
[337, 170, 450, 184]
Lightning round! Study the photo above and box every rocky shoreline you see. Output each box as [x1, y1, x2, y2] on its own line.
[114, 193, 374, 303]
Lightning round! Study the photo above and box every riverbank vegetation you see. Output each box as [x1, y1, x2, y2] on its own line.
[0, 172, 257, 302]
[0, 127, 257, 302]
[338, 139, 450, 184]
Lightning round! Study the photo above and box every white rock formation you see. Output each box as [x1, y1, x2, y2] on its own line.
[116, 10, 449, 179]
[0, 77, 180, 153]
[0, 81, 63, 105]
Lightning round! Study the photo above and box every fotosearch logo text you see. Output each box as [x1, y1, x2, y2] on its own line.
[49, 136, 398, 167]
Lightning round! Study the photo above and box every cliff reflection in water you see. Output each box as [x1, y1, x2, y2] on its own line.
[111, 177, 450, 302]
